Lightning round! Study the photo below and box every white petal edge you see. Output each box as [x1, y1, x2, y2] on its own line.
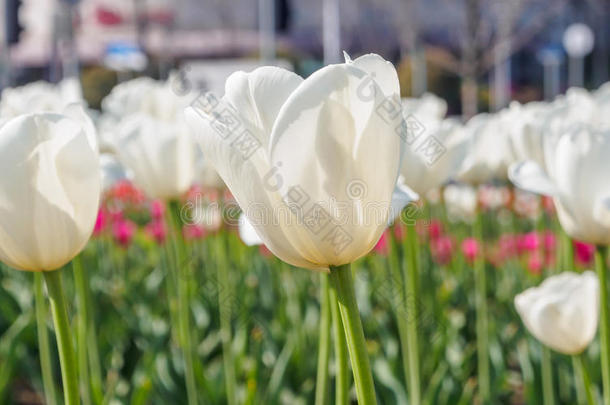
[508, 160, 557, 196]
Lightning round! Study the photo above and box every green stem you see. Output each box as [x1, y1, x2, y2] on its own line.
[216, 234, 237, 405]
[596, 246, 610, 405]
[34, 273, 57, 405]
[43, 270, 80, 405]
[573, 346, 587, 405]
[329, 276, 349, 405]
[314, 275, 331, 405]
[73, 257, 92, 405]
[541, 346, 554, 405]
[329, 264, 377, 405]
[560, 229, 574, 270]
[473, 213, 490, 402]
[168, 200, 198, 405]
[388, 243, 411, 398]
[573, 354, 595, 405]
[84, 256, 103, 405]
[404, 225, 421, 405]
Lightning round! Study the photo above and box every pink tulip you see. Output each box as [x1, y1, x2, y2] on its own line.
[519, 231, 541, 253]
[543, 231, 557, 252]
[431, 235, 453, 265]
[527, 251, 543, 275]
[150, 200, 165, 220]
[93, 208, 107, 236]
[183, 224, 205, 241]
[428, 219, 443, 240]
[146, 220, 167, 245]
[461, 237, 480, 263]
[113, 219, 135, 247]
[373, 231, 389, 256]
[574, 240, 595, 267]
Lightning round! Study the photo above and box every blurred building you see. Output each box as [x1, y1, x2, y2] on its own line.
[2, 0, 609, 102]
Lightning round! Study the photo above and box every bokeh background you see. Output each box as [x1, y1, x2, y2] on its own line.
[1, 0, 608, 114]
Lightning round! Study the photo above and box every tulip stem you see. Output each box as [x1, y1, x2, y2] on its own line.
[329, 275, 350, 405]
[560, 229, 574, 269]
[34, 273, 57, 405]
[404, 224, 421, 405]
[314, 275, 331, 405]
[573, 354, 595, 405]
[43, 270, 79, 405]
[73, 257, 92, 405]
[168, 200, 199, 405]
[541, 346, 555, 405]
[473, 212, 490, 402]
[84, 264, 103, 405]
[388, 235, 412, 401]
[596, 245, 610, 405]
[215, 233, 237, 405]
[329, 264, 377, 405]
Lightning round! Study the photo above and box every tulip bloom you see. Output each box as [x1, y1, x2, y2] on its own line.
[102, 77, 196, 200]
[515, 271, 599, 355]
[504, 101, 551, 167]
[457, 113, 516, 184]
[400, 119, 469, 195]
[187, 53, 405, 404]
[185, 53, 405, 270]
[113, 115, 195, 200]
[0, 78, 83, 119]
[0, 108, 99, 405]
[510, 126, 610, 245]
[461, 237, 480, 263]
[443, 183, 477, 223]
[0, 108, 100, 271]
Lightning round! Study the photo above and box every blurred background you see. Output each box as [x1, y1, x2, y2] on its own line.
[0, 0, 608, 116]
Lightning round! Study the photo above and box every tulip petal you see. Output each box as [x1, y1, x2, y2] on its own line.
[0, 113, 99, 271]
[388, 182, 419, 225]
[185, 104, 324, 270]
[115, 115, 195, 200]
[238, 214, 263, 246]
[223, 66, 303, 144]
[508, 161, 557, 196]
[514, 271, 599, 355]
[348, 53, 401, 102]
[268, 62, 403, 264]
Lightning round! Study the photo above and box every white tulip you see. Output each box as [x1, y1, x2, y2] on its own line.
[402, 93, 447, 127]
[102, 76, 194, 123]
[186, 53, 404, 270]
[458, 113, 516, 184]
[514, 271, 599, 355]
[0, 109, 100, 271]
[504, 101, 552, 167]
[443, 183, 477, 223]
[510, 125, 610, 245]
[400, 118, 469, 195]
[100, 77, 197, 199]
[0, 79, 83, 118]
[238, 214, 263, 246]
[113, 114, 195, 200]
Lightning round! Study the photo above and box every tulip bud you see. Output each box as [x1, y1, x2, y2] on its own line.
[0, 110, 100, 271]
[515, 271, 599, 355]
[186, 53, 410, 269]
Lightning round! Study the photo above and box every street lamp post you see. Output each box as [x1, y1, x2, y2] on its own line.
[259, 0, 276, 63]
[563, 23, 595, 88]
[323, 0, 341, 65]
